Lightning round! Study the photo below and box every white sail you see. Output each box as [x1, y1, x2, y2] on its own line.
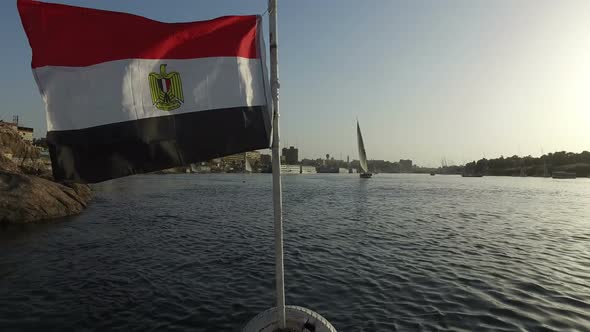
[543, 159, 549, 177]
[357, 121, 368, 173]
[245, 156, 253, 173]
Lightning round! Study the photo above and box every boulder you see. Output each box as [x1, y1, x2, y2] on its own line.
[0, 171, 91, 224]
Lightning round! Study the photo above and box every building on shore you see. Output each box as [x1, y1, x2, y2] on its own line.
[400, 159, 413, 172]
[282, 146, 298, 165]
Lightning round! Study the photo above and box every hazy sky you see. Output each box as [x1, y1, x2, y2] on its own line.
[2, 0, 589, 167]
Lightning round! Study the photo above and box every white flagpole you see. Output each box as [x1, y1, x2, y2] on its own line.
[269, 0, 286, 329]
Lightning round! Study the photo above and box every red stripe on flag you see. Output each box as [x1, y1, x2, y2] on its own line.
[18, 0, 260, 68]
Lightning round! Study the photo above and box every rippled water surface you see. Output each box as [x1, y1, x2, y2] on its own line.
[1, 174, 590, 331]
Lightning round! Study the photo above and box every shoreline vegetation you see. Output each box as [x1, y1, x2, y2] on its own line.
[0, 122, 92, 224]
[456, 152, 590, 178]
[325, 153, 590, 177]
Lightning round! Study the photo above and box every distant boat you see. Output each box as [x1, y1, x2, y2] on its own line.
[461, 160, 483, 177]
[552, 171, 576, 179]
[461, 168, 483, 177]
[280, 164, 300, 174]
[543, 159, 550, 178]
[357, 120, 372, 179]
[519, 158, 527, 177]
[430, 172, 435, 176]
[316, 165, 339, 173]
[300, 165, 317, 174]
[462, 173, 483, 177]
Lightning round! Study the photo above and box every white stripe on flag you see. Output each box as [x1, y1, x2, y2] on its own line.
[35, 57, 267, 131]
[161, 78, 168, 93]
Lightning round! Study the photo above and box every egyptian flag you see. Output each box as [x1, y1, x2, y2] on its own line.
[18, 0, 271, 183]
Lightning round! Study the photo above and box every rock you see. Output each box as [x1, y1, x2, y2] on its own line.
[0, 171, 92, 224]
[0, 122, 39, 160]
[0, 154, 20, 174]
[0, 122, 92, 223]
[0, 122, 91, 223]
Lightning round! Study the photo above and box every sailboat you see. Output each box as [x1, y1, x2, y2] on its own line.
[543, 159, 550, 177]
[519, 157, 527, 177]
[357, 121, 372, 178]
[541, 150, 550, 178]
[244, 154, 253, 173]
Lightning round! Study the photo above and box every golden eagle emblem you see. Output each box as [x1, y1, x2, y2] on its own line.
[149, 64, 184, 111]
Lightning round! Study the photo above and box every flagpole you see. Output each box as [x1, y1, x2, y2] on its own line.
[269, 0, 286, 329]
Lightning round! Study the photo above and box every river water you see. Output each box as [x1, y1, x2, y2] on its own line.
[1, 174, 589, 331]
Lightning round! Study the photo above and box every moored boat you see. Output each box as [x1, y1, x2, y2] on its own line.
[552, 171, 576, 179]
[461, 170, 483, 177]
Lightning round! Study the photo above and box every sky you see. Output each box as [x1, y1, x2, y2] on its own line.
[2, 0, 589, 167]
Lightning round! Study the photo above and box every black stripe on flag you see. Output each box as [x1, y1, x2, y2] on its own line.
[46, 106, 271, 183]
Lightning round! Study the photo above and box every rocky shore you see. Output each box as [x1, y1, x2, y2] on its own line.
[0, 122, 92, 224]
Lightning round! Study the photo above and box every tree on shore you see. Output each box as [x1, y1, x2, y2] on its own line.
[458, 151, 590, 177]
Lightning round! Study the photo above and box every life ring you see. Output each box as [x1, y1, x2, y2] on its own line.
[243, 305, 336, 332]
